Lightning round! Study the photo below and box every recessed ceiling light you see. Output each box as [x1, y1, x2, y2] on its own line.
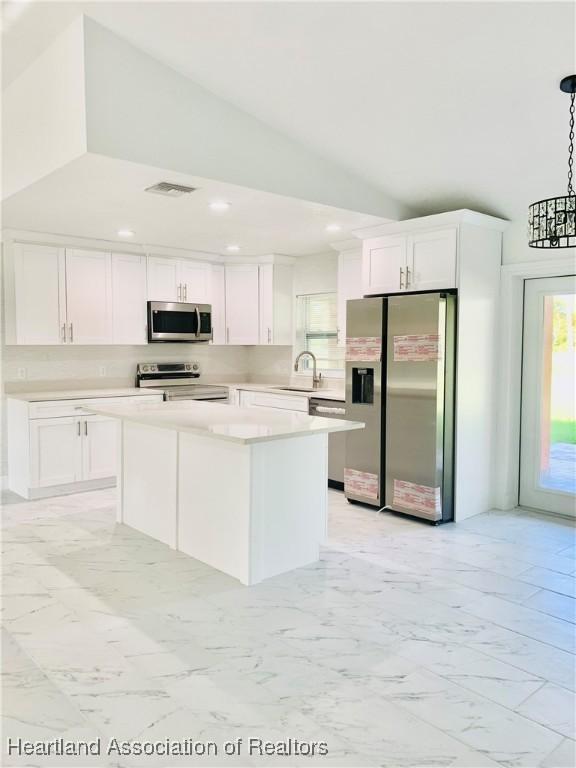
[325, 224, 342, 233]
[226, 244, 241, 253]
[209, 201, 231, 212]
[117, 229, 135, 237]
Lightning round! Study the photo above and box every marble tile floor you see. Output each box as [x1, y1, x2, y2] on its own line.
[1, 488, 575, 768]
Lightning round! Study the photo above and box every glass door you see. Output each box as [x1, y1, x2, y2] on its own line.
[520, 276, 576, 516]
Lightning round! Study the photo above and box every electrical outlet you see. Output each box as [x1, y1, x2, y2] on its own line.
[98, 366, 107, 377]
[17, 367, 27, 380]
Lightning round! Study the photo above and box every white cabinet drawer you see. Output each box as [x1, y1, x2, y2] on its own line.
[244, 391, 309, 412]
[28, 394, 163, 419]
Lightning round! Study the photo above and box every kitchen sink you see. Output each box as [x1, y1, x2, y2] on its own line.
[273, 386, 316, 393]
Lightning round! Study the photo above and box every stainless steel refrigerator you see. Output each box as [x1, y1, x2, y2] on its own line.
[344, 293, 456, 523]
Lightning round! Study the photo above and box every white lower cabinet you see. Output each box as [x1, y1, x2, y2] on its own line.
[31, 415, 116, 488]
[8, 394, 163, 498]
[81, 415, 119, 480]
[238, 390, 308, 412]
[30, 417, 82, 487]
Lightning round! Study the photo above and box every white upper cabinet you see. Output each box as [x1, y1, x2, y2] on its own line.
[362, 227, 457, 295]
[147, 256, 211, 303]
[147, 256, 180, 302]
[258, 264, 293, 345]
[225, 264, 260, 344]
[5, 236, 292, 347]
[65, 249, 113, 344]
[10, 243, 66, 344]
[337, 249, 362, 346]
[180, 260, 210, 304]
[112, 253, 147, 344]
[209, 264, 226, 345]
[407, 228, 457, 291]
[363, 235, 407, 295]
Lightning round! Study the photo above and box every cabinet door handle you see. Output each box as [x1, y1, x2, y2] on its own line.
[399, 267, 405, 290]
[176, 284, 181, 301]
[267, 327, 271, 343]
[84, 421, 88, 436]
[226, 327, 230, 344]
[77, 421, 81, 437]
[69, 323, 74, 342]
[184, 285, 187, 301]
[406, 266, 411, 288]
[61, 324, 66, 343]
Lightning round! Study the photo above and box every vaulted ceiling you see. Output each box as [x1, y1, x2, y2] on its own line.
[3, 1, 574, 229]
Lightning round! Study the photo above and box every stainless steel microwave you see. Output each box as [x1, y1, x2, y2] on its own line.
[147, 302, 212, 343]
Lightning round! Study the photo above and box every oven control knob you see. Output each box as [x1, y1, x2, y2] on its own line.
[151, 365, 157, 372]
[185, 364, 192, 371]
[192, 364, 199, 371]
[142, 365, 150, 372]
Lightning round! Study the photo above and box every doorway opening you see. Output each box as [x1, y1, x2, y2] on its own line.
[520, 275, 576, 516]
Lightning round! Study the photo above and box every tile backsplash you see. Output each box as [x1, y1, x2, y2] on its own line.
[1, 343, 250, 391]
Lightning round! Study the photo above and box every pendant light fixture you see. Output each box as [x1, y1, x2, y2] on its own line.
[528, 75, 576, 248]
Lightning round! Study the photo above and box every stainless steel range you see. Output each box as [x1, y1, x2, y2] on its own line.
[136, 362, 228, 402]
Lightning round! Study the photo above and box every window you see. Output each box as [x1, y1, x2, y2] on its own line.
[295, 292, 344, 375]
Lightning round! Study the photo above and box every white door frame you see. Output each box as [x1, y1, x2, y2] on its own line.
[520, 276, 575, 514]
[495, 256, 576, 510]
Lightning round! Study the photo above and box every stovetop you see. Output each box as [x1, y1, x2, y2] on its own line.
[136, 362, 228, 400]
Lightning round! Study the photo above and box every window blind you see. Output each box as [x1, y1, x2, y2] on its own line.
[297, 293, 344, 372]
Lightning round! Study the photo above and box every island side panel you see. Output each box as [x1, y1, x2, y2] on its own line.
[121, 421, 178, 547]
[178, 433, 251, 584]
[116, 419, 123, 524]
[249, 432, 328, 585]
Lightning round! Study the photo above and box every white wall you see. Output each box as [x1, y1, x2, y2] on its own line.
[246, 346, 293, 383]
[2, 16, 87, 199]
[294, 251, 338, 295]
[503, 219, 575, 265]
[83, 17, 407, 219]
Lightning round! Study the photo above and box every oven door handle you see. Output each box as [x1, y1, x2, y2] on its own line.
[314, 406, 346, 415]
[195, 306, 201, 338]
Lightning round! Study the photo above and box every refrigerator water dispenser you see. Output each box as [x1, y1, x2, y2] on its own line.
[351, 368, 374, 404]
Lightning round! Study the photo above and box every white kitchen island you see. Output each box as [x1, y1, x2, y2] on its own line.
[90, 400, 363, 585]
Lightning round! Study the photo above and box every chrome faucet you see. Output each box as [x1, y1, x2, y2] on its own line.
[294, 351, 322, 389]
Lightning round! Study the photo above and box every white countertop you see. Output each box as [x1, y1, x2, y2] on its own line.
[89, 400, 363, 445]
[217, 382, 346, 401]
[7, 388, 161, 402]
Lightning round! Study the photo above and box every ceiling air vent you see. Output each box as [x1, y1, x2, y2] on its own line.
[144, 182, 198, 197]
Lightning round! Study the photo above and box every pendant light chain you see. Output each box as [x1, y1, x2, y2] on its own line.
[569, 91, 575, 195]
[528, 75, 576, 248]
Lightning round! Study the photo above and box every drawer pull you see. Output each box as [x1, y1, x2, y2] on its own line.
[315, 406, 345, 415]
